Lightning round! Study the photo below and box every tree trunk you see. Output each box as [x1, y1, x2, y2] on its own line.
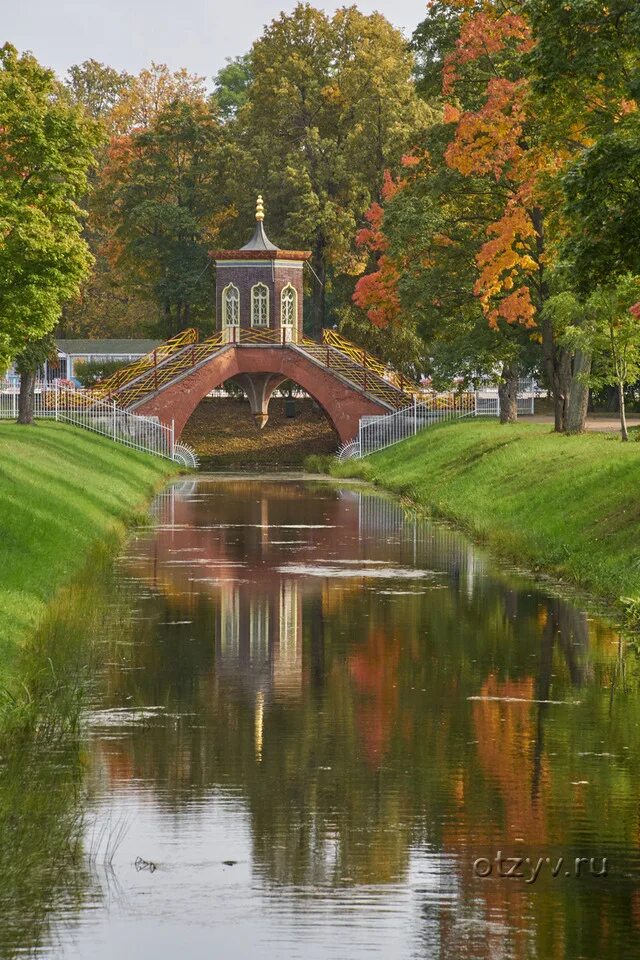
[17, 370, 36, 425]
[619, 381, 629, 441]
[164, 300, 173, 338]
[309, 235, 326, 338]
[498, 365, 518, 423]
[564, 350, 592, 434]
[531, 205, 574, 432]
[542, 314, 572, 431]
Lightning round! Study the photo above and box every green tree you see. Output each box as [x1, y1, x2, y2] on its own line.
[14, 336, 57, 425]
[0, 44, 102, 420]
[235, 3, 429, 333]
[551, 276, 640, 441]
[525, 0, 640, 293]
[211, 56, 252, 122]
[96, 98, 235, 335]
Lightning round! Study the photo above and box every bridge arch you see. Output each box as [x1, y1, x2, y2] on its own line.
[134, 345, 390, 444]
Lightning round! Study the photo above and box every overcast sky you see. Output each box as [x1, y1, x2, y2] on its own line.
[2, 1, 428, 81]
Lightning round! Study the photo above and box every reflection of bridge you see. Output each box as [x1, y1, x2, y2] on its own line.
[149, 479, 487, 600]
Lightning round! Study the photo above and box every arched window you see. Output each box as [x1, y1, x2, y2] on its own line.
[281, 284, 297, 329]
[222, 284, 240, 327]
[251, 283, 269, 326]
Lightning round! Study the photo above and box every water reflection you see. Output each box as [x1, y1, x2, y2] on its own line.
[8, 478, 640, 959]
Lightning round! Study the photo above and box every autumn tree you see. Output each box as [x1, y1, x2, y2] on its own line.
[65, 59, 131, 121]
[391, 0, 621, 431]
[351, 3, 545, 420]
[0, 44, 101, 420]
[109, 62, 207, 134]
[352, 127, 537, 421]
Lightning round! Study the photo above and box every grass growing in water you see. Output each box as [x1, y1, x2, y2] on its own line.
[314, 420, 640, 608]
[0, 543, 135, 956]
[0, 420, 178, 655]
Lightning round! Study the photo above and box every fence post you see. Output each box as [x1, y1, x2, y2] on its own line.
[414, 395, 418, 435]
[54, 383, 59, 422]
[112, 400, 117, 441]
[12, 387, 17, 420]
[170, 419, 175, 460]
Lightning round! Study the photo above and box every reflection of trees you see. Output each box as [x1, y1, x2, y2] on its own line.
[96, 481, 640, 957]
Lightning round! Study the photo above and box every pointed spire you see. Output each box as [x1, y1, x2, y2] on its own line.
[241, 194, 279, 252]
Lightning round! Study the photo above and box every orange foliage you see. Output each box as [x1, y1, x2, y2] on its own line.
[443, 11, 534, 97]
[474, 188, 539, 328]
[445, 77, 528, 180]
[353, 168, 408, 328]
[352, 257, 402, 329]
[442, 3, 544, 328]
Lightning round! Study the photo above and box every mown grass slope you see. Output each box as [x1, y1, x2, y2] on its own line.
[0, 421, 178, 652]
[323, 420, 640, 607]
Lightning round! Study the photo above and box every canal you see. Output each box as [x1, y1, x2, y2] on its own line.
[2, 476, 640, 959]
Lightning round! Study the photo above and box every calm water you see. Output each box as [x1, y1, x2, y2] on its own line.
[3, 476, 640, 959]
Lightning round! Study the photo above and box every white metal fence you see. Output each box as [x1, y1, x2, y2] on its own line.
[56, 386, 176, 459]
[340, 384, 537, 460]
[352, 393, 478, 459]
[476, 395, 535, 417]
[0, 381, 181, 462]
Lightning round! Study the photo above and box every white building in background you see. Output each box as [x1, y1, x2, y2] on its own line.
[3, 339, 161, 386]
[49, 339, 162, 381]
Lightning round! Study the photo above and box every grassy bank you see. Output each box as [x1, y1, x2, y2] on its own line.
[0, 421, 178, 653]
[315, 420, 640, 611]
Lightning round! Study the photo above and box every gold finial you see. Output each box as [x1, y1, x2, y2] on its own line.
[256, 194, 265, 222]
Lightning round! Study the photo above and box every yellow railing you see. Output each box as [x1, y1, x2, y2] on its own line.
[219, 326, 309, 346]
[114, 333, 227, 406]
[87, 324, 426, 411]
[320, 329, 422, 400]
[93, 328, 200, 398]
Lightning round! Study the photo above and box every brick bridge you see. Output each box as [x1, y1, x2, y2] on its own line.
[94, 327, 418, 445]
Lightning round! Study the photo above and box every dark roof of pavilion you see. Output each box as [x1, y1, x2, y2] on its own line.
[212, 195, 311, 261]
[241, 219, 280, 252]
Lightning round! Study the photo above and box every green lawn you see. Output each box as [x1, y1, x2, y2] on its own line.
[324, 420, 640, 609]
[0, 421, 178, 654]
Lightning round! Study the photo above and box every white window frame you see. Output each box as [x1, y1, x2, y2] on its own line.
[222, 283, 240, 328]
[280, 283, 297, 331]
[251, 283, 270, 327]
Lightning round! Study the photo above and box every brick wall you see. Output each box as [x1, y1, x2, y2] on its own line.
[216, 261, 304, 336]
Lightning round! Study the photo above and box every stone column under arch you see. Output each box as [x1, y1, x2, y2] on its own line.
[230, 372, 288, 429]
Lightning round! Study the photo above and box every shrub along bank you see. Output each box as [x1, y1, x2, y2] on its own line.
[0, 421, 178, 655]
[314, 420, 640, 614]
